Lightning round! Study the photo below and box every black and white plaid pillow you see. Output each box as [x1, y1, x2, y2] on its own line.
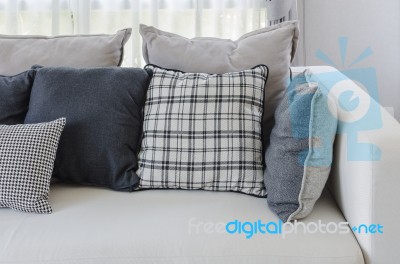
[0, 118, 65, 213]
[137, 65, 268, 196]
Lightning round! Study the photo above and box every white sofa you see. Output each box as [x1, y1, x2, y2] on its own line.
[1, 66, 399, 264]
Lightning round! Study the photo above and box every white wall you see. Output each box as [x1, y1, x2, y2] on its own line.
[301, 0, 400, 121]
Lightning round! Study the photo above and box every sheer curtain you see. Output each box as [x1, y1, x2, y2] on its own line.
[265, 0, 302, 66]
[0, 0, 267, 66]
[265, 0, 297, 26]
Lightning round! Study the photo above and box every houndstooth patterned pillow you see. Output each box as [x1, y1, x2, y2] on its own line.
[0, 118, 65, 213]
[137, 65, 268, 196]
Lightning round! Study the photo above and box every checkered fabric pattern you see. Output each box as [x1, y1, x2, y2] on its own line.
[137, 65, 268, 196]
[0, 118, 65, 213]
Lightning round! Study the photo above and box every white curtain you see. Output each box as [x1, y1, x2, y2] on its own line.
[265, 0, 302, 66]
[265, 0, 297, 26]
[0, 0, 267, 66]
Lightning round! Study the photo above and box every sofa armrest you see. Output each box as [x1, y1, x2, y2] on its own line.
[294, 66, 400, 264]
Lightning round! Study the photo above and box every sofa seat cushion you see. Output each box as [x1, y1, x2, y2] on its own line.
[0, 185, 364, 264]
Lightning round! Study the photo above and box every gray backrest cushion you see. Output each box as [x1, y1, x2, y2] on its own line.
[0, 70, 35, 124]
[140, 21, 299, 149]
[24, 66, 152, 191]
[265, 71, 337, 222]
[0, 29, 131, 76]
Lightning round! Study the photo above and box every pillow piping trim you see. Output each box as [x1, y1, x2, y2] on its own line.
[144, 63, 269, 76]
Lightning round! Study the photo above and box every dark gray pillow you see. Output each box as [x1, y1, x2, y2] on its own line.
[24, 66, 152, 191]
[265, 71, 337, 222]
[0, 70, 35, 124]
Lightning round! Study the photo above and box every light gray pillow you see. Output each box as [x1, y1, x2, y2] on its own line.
[0, 29, 131, 76]
[140, 21, 299, 148]
[265, 71, 337, 222]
